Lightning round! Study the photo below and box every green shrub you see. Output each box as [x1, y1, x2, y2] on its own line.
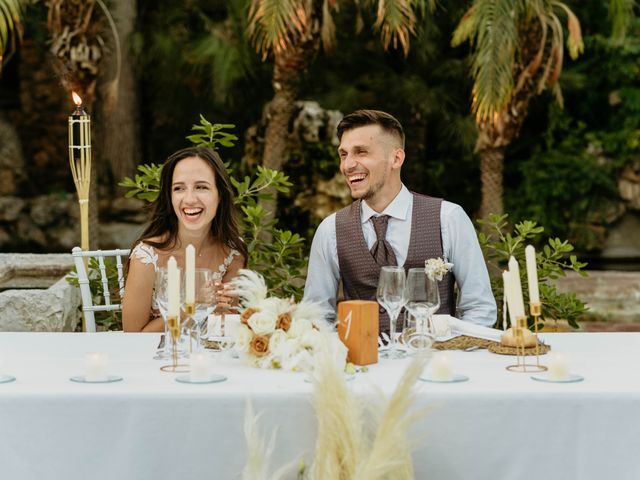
[478, 213, 589, 329]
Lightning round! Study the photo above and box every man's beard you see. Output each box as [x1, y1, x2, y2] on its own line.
[351, 174, 386, 202]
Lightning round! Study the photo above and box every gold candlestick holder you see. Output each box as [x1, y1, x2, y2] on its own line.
[183, 303, 198, 354]
[506, 316, 547, 373]
[161, 314, 189, 373]
[529, 302, 546, 370]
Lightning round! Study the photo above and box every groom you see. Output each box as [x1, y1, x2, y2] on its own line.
[302, 109, 496, 332]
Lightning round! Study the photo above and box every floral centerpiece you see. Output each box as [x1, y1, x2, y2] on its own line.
[231, 269, 347, 371]
[424, 257, 453, 280]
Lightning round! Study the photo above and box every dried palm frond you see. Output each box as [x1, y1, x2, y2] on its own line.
[46, 0, 104, 101]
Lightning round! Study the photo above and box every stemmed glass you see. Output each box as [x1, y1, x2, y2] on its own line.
[183, 268, 214, 352]
[153, 267, 183, 360]
[376, 266, 408, 359]
[404, 268, 440, 352]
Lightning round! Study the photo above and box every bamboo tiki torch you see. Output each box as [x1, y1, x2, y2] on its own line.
[68, 92, 91, 252]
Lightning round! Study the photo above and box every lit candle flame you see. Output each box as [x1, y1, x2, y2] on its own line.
[72, 91, 82, 106]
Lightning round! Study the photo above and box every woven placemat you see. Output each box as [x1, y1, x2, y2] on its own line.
[433, 335, 496, 351]
[488, 342, 551, 356]
[202, 339, 234, 350]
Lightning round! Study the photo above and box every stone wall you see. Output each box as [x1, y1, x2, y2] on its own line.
[0, 194, 146, 252]
[0, 253, 81, 332]
[557, 270, 640, 324]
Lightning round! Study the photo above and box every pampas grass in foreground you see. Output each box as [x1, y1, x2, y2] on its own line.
[241, 332, 431, 479]
[242, 400, 277, 480]
[308, 337, 366, 480]
[352, 354, 430, 480]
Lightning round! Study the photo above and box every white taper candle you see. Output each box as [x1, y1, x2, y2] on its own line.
[525, 245, 540, 304]
[507, 256, 526, 318]
[502, 270, 517, 327]
[185, 244, 195, 304]
[168, 256, 180, 317]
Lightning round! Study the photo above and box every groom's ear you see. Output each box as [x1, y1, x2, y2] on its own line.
[391, 148, 405, 170]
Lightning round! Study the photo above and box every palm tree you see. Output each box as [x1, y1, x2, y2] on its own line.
[0, 0, 27, 70]
[247, 0, 433, 200]
[452, 0, 635, 219]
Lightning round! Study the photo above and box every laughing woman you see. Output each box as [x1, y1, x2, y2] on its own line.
[122, 146, 247, 332]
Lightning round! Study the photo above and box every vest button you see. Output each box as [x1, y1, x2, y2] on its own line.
[379, 307, 384, 314]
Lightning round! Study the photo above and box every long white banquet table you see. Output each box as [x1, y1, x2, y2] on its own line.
[0, 332, 639, 480]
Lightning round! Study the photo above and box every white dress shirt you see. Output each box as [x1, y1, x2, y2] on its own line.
[303, 185, 497, 326]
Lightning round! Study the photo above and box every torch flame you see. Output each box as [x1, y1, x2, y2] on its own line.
[72, 92, 82, 106]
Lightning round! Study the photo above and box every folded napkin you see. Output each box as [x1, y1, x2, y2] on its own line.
[207, 314, 241, 339]
[432, 314, 502, 343]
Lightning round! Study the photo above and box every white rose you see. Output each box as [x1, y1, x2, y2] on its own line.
[283, 349, 314, 372]
[269, 330, 288, 355]
[257, 355, 274, 370]
[248, 310, 277, 335]
[300, 329, 323, 351]
[287, 318, 313, 338]
[235, 324, 253, 352]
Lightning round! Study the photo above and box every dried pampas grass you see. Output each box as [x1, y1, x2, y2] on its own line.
[309, 338, 431, 480]
[308, 337, 366, 480]
[353, 352, 431, 480]
[241, 334, 431, 480]
[233, 269, 269, 308]
[242, 400, 277, 480]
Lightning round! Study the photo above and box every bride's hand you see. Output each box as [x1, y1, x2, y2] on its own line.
[213, 281, 239, 313]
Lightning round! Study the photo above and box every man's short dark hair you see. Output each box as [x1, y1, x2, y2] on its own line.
[337, 109, 405, 148]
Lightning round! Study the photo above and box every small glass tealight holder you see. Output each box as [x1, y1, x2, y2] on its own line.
[190, 352, 212, 382]
[548, 352, 569, 381]
[420, 352, 469, 383]
[85, 352, 109, 382]
[431, 352, 453, 381]
[0, 356, 16, 384]
[175, 352, 227, 384]
[531, 352, 584, 383]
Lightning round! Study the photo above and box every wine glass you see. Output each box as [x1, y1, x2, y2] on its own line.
[376, 266, 408, 359]
[153, 267, 183, 360]
[404, 268, 440, 352]
[187, 268, 214, 351]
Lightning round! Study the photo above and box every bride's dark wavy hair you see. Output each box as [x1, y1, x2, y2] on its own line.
[130, 146, 247, 266]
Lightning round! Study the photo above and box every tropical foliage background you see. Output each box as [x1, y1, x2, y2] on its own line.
[0, 0, 638, 262]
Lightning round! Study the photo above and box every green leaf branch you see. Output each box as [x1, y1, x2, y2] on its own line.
[478, 213, 588, 330]
[119, 116, 306, 304]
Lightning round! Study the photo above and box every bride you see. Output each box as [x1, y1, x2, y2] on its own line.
[122, 146, 247, 332]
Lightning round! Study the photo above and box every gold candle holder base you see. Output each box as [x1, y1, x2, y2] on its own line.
[183, 303, 198, 354]
[506, 315, 547, 373]
[160, 364, 190, 373]
[161, 315, 190, 373]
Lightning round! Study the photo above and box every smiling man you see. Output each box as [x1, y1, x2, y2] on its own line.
[303, 109, 496, 332]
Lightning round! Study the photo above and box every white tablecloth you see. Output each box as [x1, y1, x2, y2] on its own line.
[0, 332, 639, 480]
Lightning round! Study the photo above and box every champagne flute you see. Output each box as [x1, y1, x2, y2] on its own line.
[153, 267, 182, 360]
[404, 268, 440, 352]
[376, 266, 408, 359]
[191, 268, 214, 351]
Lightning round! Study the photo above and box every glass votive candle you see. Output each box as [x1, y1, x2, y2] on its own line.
[190, 352, 212, 382]
[547, 352, 569, 381]
[85, 352, 108, 382]
[431, 352, 453, 381]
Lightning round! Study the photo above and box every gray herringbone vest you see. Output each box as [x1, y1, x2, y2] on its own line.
[336, 193, 455, 333]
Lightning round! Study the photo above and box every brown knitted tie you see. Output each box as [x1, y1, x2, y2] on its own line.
[370, 215, 397, 266]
